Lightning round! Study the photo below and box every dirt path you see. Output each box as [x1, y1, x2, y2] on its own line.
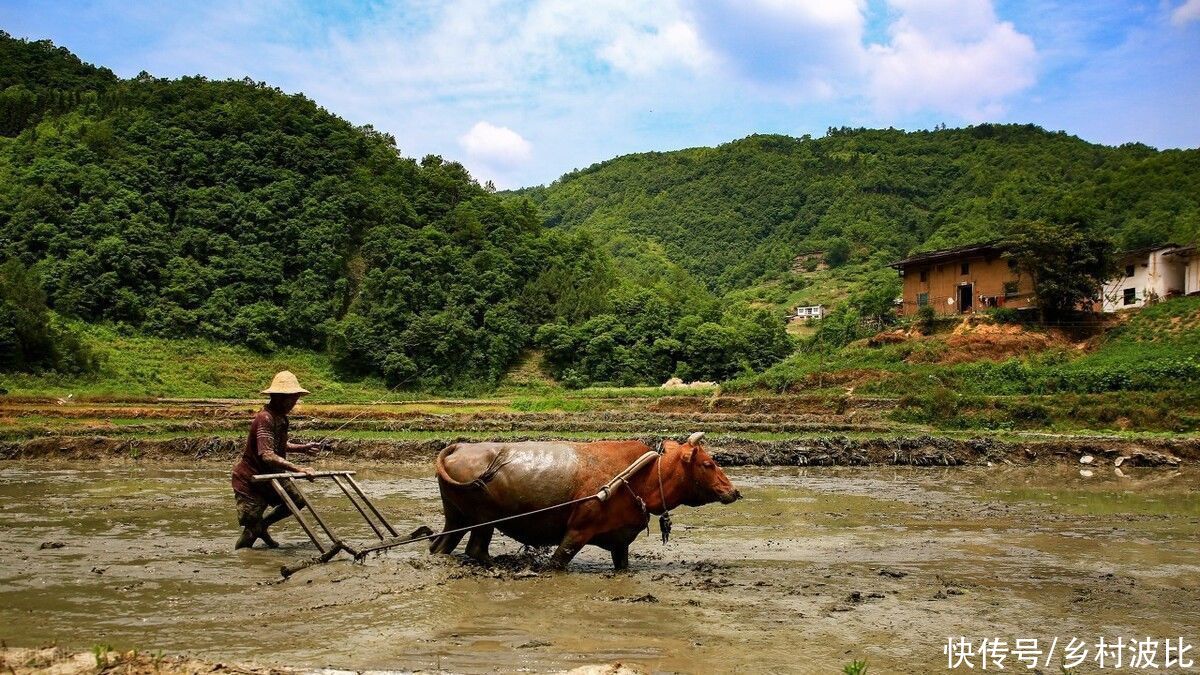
[1, 461, 1196, 673]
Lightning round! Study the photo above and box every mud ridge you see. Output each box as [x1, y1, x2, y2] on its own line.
[1, 433, 1190, 465]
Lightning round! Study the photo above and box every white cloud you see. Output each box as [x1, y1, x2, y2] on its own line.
[599, 20, 712, 76]
[1172, 0, 1200, 25]
[458, 121, 533, 169]
[687, 0, 1036, 118]
[30, 0, 1052, 187]
[867, 0, 1038, 120]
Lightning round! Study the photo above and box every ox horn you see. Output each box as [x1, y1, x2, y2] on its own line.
[686, 431, 705, 446]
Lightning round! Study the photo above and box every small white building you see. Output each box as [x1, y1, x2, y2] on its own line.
[794, 305, 825, 320]
[1101, 245, 1187, 312]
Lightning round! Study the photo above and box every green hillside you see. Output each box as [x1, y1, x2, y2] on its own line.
[0, 32, 788, 390]
[726, 296, 1200, 432]
[0, 32, 605, 388]
[521, 128, 1200, 293]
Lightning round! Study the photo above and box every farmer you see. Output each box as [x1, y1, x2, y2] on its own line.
[231, 371, 321, 549]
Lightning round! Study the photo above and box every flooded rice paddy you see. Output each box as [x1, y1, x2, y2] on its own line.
[1, 461, 1197, 673]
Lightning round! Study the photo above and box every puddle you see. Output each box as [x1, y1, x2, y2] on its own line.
[1, 461, 1197, 673]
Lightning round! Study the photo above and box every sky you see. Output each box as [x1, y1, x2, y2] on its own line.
[2, 0, 1198, 188]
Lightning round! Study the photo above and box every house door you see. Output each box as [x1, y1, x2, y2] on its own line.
[957, 284, 973, 313]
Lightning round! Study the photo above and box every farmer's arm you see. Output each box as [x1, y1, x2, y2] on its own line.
[287, 440, 320, 452]
[256, 419, 312, 475]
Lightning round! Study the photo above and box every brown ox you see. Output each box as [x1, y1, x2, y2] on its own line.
[429, 433, 741, 570]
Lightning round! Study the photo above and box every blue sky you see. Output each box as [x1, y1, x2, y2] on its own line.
[3, 0, 1198, 188]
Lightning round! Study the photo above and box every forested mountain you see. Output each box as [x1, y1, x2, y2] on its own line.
[0, 32, 789, 388]
[520, 127, 1200, 292]
[7, 31, 1194, 390]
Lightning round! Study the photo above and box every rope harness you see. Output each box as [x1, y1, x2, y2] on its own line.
[655, 440, 672, 544]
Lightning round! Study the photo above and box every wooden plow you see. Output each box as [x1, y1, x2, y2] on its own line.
[251, 470, 430, 578]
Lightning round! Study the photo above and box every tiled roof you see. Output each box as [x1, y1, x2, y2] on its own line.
[888, 242, 1004, 269]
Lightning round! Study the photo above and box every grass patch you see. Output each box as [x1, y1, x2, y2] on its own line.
[0, 323, 418, 402]
[730, 298, 1200, 391]
[509, 396, 595, 412]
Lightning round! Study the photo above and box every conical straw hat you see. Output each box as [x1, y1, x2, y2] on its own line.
[261, 370, 310, 395]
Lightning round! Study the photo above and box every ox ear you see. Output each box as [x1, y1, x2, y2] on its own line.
[687, 431, 705, 446]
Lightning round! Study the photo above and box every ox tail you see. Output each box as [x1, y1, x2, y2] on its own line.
[435, 443, 512, 490]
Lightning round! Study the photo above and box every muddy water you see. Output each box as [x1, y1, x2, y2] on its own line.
[1, 462, 1197, 673]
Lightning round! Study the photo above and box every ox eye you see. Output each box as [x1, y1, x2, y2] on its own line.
[703, 461, 714, 468]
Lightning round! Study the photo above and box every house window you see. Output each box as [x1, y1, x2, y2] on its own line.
[918, 269, 928, 282]
[961, 262, 970, 275]
[917, 292, 929, 307]
[1004, 281, 1019, 299]
[1123, 288, 1137, 305]
[1125, 264, 1135, 278]
[1007, 258, 1018, 271]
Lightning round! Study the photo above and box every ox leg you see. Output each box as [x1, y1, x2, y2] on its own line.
[429, 524, 467, 555]
[429, 501, 468, 555]
[549, 531, 587, 571]
[610, 543, 630, 572]
[464, 526, 494, 565]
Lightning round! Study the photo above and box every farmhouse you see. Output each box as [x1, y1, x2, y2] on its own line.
[889, 243, 1035, 317]
[793, 304, 825, 320]
[1100, 244, 1193, 311]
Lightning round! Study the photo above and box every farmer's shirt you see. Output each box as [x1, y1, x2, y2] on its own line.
[231, 407, 292, 502]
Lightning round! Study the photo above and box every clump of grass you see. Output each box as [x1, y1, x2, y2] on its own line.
[91, 643, 113, 669]
[843, 659, 868, 675]
[509, 396, 593, 412]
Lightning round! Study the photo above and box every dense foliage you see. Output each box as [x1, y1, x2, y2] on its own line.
[0, 33, 618, 387]
[535, 287, 792, 387]
[0, 259, 95, 373]
[1003, 218, 1115, 321]
[0, 30, 118, 135]
[0, 33, 792, 388]
[521, 127, 1200, 292]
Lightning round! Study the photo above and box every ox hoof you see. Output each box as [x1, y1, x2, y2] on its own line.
[234, 528, 256, 550]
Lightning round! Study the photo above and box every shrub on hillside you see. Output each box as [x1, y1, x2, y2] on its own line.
[0, 259, 97, 374]
[985, 307, 1023, 325]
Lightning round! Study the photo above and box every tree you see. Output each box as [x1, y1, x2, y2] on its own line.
[847, 268, 901, 324]
[1003, 220, 1115, 322]
[825, 238, 851, 268]
[0, 259, 96, 373]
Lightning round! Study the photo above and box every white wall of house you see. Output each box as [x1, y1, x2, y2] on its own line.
[1183, 254, 1200, 296]
[1101, 247, 1187, 312]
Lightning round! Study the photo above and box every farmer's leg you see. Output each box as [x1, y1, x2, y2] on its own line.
[259, 484, 308, 545]
[234, 494, 268, 550]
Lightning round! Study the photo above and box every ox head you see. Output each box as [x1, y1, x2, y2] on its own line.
[671, 432, 741, 506]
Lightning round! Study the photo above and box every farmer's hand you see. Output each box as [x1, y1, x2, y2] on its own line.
[303, 441, 322, 452]
[300, 467, 317, 480]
